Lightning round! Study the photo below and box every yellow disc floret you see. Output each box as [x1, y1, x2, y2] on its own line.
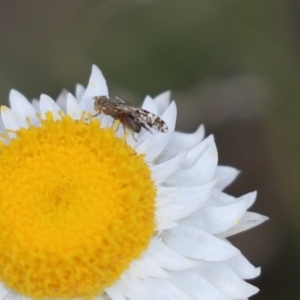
[0, 113, 156, 299]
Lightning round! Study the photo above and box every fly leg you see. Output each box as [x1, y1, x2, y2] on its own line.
[119, 114, 141, 142]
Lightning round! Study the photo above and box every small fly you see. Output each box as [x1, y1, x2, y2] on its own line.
[92, 96, 168, 134]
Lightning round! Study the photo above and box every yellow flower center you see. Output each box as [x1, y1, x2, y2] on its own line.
[0, 112, 156, 299]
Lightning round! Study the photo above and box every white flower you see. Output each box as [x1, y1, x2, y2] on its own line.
[0, 65, 268, 300]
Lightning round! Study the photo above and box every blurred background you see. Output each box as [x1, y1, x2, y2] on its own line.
[0, 0, 299, 299]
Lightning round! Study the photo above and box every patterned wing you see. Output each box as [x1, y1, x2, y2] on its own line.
[130, 108, 168, 133]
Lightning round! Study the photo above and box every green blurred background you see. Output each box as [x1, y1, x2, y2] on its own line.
[0, 0, 299, 299]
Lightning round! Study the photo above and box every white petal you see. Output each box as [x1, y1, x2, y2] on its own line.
[105, 284, 126, 300]
[156, 181, 215, 225]
[165, 140, 218, 187]
[80, 65, 108, 114]
[140, 101, 177, 162]
[0, 283, 9, 300]
[56, 89, 68, 112]
[99, 115, 113, 128]
[40, 94, 64, 120]
[156, 186, 177, 198]
[169, 125, 205, 149]
[128, 255, 171, 279]
[163, 225, 240, 261]
[143, 278, 192, 300]
[156, 220, 178, 230]
[184, 191, 257, 234]
[198, 262, 260, 298]
[151, 152, 186, 184]
[225, 253, 261, 279]
[211, 189, 239, 206]
[3, 292, 28, 300]
[116, 274, 152, 300]
[142, 96, 158, 115]
[75, 83, 85, 101]
[66, 93, 82, 120]
[159, 182, 214, 205]
[180, 135, 215, 168]
[1, 106, 28, 131]
[170, 269, 227, 300]
[9, 90, 39, 126]
[0, 135, 9, 145]
[158, 125, 205, 161]
[222, 212, 269, 237]
[31, 99, 40, 112]
[156, 197, 175, 207]
[156, 186, 177, 207]
[123, 129, 138, 148]
[214, 166, 240, 190]
[79, 96, 95, 115]
[153, 91, 171, 115]
[148, 239, 198, 271]
[134, 138, 150, 155]
[0, 115, 6, 134]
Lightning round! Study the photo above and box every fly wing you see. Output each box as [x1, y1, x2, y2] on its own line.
[111, 97, 126, 105]
[130, 108, 169, 133]
[108, 97, 132, 112]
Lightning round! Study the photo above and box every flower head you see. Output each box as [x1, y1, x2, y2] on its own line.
[0, 65, 268, 300]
